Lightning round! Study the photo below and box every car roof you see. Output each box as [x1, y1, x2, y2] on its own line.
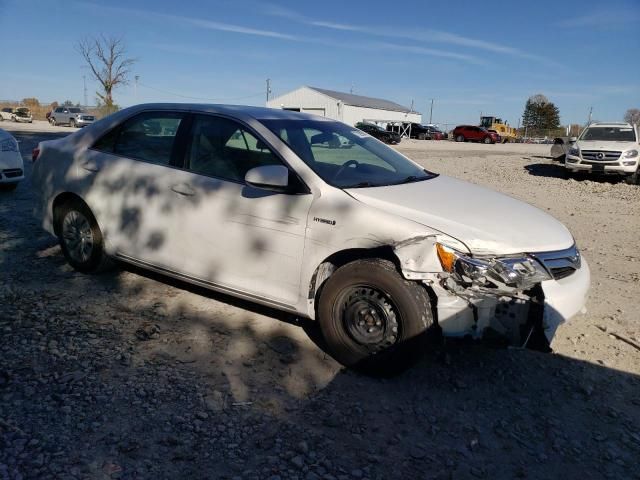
[588, 122, 634, 128]
[118, 103, 334, 123]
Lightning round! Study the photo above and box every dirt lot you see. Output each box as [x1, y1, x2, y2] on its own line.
[1, 122, 639, 480]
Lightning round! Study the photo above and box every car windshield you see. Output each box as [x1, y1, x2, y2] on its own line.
[262, 119, 437, 188]
[69, 108, 82, 113]
[580, 126, 636, 142]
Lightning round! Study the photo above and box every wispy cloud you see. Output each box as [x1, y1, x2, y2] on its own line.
[74, 1, 484, 65]
[75, 2, 298, 41]
[263, 3, 552, 65]
[557, 9, 640, 27]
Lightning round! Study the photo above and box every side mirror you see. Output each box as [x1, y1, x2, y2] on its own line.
[245, 165, 289, 190]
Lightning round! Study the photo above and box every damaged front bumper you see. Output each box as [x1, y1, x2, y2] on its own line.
[427, 256, 590, 349]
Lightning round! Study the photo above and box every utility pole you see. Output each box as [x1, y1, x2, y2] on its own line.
[266, 78, 272, 103]
[82, 75, 88, 107]
[429, 98, 434, 124]
[350, 83, 354, 94]
[134, 75, 139, 101]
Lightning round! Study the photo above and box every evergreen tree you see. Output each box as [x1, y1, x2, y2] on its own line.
[521, 94, 561, 133]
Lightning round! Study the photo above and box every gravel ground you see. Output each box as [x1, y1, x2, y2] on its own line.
[1, 123, 639, 480]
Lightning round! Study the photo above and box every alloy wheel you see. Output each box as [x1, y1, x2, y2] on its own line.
[61, 210, 94, 263]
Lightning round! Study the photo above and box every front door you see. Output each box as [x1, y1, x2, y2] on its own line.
[171, 114, 313, 305]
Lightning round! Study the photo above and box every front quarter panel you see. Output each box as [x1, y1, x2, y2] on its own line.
[298, 187, 444, 317]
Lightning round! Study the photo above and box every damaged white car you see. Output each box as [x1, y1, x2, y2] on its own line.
[31, 104, 590, 371]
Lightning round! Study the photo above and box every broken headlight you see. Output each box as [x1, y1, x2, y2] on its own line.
[436, 243, 551, 290]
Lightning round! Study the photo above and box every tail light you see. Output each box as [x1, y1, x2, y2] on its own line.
[32, 147, 40, 162]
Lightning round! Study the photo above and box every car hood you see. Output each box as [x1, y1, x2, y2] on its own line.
[346, 175, 574, 255]
[576, 140, 638, 151]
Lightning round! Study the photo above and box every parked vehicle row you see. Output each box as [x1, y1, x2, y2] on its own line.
[0, 107, 33, 123]
[31, 104, 590, 373]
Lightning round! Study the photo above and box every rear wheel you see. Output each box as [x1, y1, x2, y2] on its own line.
[54, 200, 113, 273]
[50, 117, 56, 126]
[70, 118, 76, 128]
[418, 133, 426, 140]
[317, 259, 437, 374]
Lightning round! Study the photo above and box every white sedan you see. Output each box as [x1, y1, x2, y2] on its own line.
[31, 104, 590, 372]
[0, 128, 24, 191]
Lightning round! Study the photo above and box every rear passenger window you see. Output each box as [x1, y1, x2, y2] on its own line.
[186, 115, 283, 182]
[93, 111, 184, 166]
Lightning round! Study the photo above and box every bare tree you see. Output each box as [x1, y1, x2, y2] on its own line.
[77, 36, 135, 112]
[624, 108, 640, 126]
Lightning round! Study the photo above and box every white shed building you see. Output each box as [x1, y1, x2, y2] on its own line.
[266, 86, 421, 127]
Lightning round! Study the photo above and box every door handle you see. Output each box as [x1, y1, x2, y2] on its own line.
[171, 183, 195, 196]
[81, 161, 100, 172]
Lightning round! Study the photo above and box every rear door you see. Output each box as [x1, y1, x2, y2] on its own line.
[82, 110, 188, 271]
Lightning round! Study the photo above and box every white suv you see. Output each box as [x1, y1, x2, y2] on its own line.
[31, 104, 590, 372]
[565, 122, 639, 184]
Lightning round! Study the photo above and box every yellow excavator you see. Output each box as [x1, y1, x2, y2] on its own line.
[480, 116, 518, 143]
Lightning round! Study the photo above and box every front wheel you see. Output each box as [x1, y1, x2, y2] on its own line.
[483, 136, 493, 144]
[317, 259, 436, 374]
[625, 168, 640, 185]
[70, 118, 76, 128]
[0, 182, 18, 191]
[54, 200, 113, 273]
[455, 135, 465, 142]
[50, 118, 56, 126]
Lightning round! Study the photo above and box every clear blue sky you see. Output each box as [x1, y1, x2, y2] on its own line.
[1, 0, 639, 126]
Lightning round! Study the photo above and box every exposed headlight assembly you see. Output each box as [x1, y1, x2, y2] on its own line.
[0, 138, 18, 152]
[436, 243, 551, 291]
[623, 149, 638, 158]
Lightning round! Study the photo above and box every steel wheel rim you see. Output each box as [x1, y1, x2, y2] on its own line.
[62, 210, 94, 263]
[338, 285, 400, 352]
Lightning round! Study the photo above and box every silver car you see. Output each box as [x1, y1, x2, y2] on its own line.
[49, 107, 95, 127]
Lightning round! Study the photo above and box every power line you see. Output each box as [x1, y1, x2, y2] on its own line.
[137, 82, 264, 102]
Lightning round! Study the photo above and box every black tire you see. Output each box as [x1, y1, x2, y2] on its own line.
[50, 117, 56, 126]
[455, 135, 465, 142]
[418, 133, 426, 140]
[483, 136, 492, 144]
[625, 168, 640, 185]
[70, 118, 76, 128]
[0, 182, 18, 191]
[317, 259, 436, 374]
[54, 199, 114, 273]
